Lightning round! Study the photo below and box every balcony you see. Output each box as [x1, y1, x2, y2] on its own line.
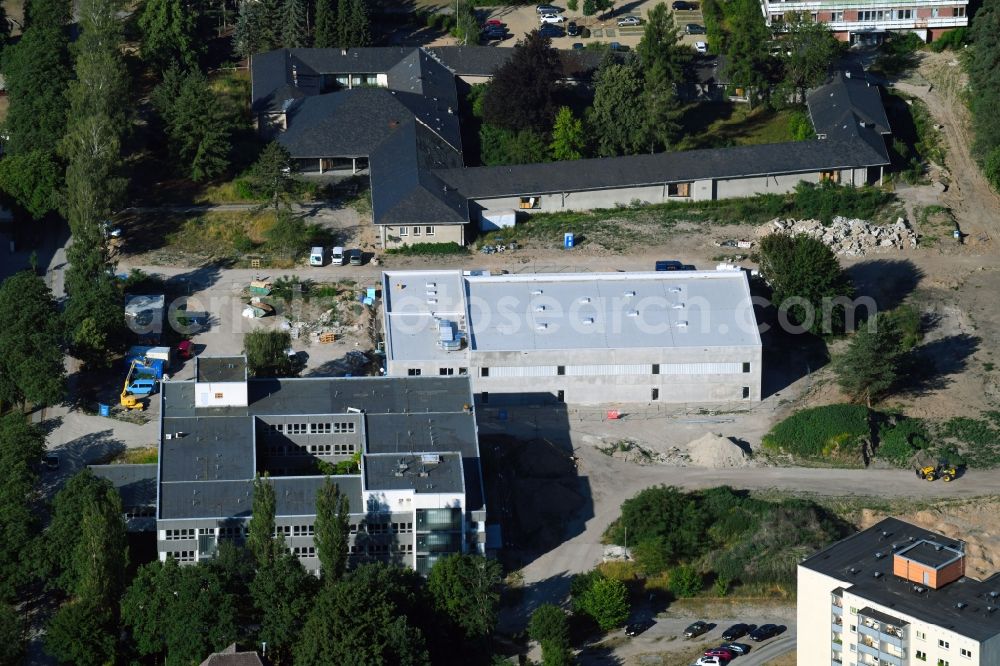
[832, 604, 843, 616]
[858, 642, 880, 658]
[833, 622, 843, 634]
[832, 640, 843, 651]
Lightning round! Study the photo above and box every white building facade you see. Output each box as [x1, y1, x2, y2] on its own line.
[762, 0, 968, 44]
[381, 270, 763, 406]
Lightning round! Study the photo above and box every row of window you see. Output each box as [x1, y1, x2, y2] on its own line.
[773, 7, 964, 21]
[262, 442, 358, 456]
[349, 522, 414, 535]
[479, 363, 752, 377]
[269, 421, 356, 435]
[349, 543, 413, 554]
[398, 226, 436, 237]
[165, 528, 195, 540]
[168, 551, 196, 562]
[291, 546, 316, 557]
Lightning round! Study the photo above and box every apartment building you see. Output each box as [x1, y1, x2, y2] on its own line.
[798, 517, 1000, 666]
[381, 269, 763, 405]
[152, 356, 487, 576]
[761, 0, 968, 43]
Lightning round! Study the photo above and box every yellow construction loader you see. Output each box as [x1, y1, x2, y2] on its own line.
[917, 460, 959, 482]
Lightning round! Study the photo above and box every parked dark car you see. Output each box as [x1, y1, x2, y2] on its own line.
[684, 621, 710, 638]
[685, 22, 707, 34]
[722, 643, 751, 655]
[721, 623, 753, 641]
[749, 624, 781, 642]
[672, 0, 697, 9]
[567, 20, 579, 36]
[482, 27, 508, 40]
[625, 619, 655, 636]
[655, 259, 684, 271]
[539, 25, 565, 37]
[536, 3, 561, 13]
[609, 41, 629, 51]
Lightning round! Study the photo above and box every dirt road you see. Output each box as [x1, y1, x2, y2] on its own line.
[894, 52, 1000, 244]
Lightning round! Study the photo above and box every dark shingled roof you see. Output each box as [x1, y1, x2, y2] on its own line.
[801, 517, 1000, 642]
[808, 71, 892, 142]
[200, 643, 270, 666]
[433, 137, 890, 199]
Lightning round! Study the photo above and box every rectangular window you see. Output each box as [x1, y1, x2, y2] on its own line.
[772, 13, 783, 22]
[333, 422, 355, 433]
[742, 386, 750, 399]
[652, 364, 660, 375]
[955, 6, 966, 16]
[896, 8, 912, 19]
[667, 182, 691, 197]
[408, 368, 421, 376]
[458, 367, 468, 375]
[916, 652, 927, 661]
[742, 362, 751, 373]
[820, 170, 840, 183]
[399, 226, 408, 237]
[932, 7, 939, 16]
[831, 10, 843, 20]
[310, 422, 332, 434]
[481, 367, 489, 377]
[940, 640, 950, 649]
[938, 660, 950, 666]
[917, 631, 926, 640]
[214, 392, 223, 399]
[439, 368, 455, 376]
[413, 226, 421, 236]
[173, 550, 195, 563]
[557, 366, 565, 376]
[481, 391, 489, 404]
[425, 226, 435, 236]
[961, 648, 972, 658]
[651, 388, 659, 401]
[165, 528, 195, 540]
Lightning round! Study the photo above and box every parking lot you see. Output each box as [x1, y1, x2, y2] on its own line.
[480, 1, 710, 51]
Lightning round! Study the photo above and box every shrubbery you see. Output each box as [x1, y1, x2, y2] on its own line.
[931, 27, 967, 52]
[762, 404, 870, 457]
[876, 417, 930, 466]
[792, 182, 894, 224]
[385, 242, 467, 255]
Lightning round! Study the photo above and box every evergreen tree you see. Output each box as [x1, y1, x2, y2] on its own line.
[0, 603, 23, 664]
[347, 0, 371, 47]
[234, 0, 263, 59]
[636, 2, 684, 84]
[550, 106, 586, 160]
[246, 141, 294, 212]
[138, 0, 200, 72]
[281, 0, 310, 47]
[0, 414, 45, 601]
[0, 271, 66, 409]
[335, 0, 350, 47]
[722, 0, 774, 106]
[642, 60, 682, 153]
[835, 312, 905, 406]
[314, 478, 350, 583]
[248, 473, 279, 565]
[313, 0, 339, 48]
[970, 0, 1000, 185]
[152, 69, 234, 181]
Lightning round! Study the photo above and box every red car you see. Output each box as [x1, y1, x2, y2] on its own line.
[704, 648, 735, 660]
[484, 19, 505, 27]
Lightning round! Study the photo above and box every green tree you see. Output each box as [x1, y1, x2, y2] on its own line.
[480, 125, 551, 165]
[528, 604, 571, 666]
[41, 470, 116, 593]
[24, 0, 70, 28]
[780, 12, 839, 103]
[577, 575, 629, 631]
[583, 0, 597, 14]
[45, 599, 118, 666]
[138, 0, 199, 72]
[605, 485, 706, 565]
[121, 559, 239, 665]
[314, 477, 350, 584]
[667, 564, 702, 598]
[642, 60, 682, 153]
[0, 603, 23, 664]
[313, 0, 340, 47]
[282, 0, 310, 47]
[0, 271, 66, 409]
[0, 414, 45, 601]
[482, 30, 563, 133]
[244, 329, 296, 378]
[550, 107, 586, 160]
[295, 563, 430, 666]
[722, 0, 774, 106]
[970, 0, 1000, 186]
[758, 233, 855, 336]
[590, 61, 653, 156]
[2, 24, 71, 157]
[248, 472, 279, 565]
[265, 210, 311, 256]
[234, 0, 264, 59]
[152, 68, 234, 181]
[347, 0, 371, 47]
[73, 487, 128, 604]
[248, 141, 294, 212]
[637, 2, 684, 84]
[0, 150, 63, 220]
[835, 312, 905, 406]
[251, 551, 318, 664]
[427, 554, 502, 641]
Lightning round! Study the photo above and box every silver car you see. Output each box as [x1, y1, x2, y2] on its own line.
[617, 15, 641, 26]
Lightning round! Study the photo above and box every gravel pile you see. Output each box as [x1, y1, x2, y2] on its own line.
[686, 433, 751, 468]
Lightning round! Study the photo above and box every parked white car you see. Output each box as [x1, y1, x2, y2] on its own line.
[694, 41, 708, 53]
[540, 13, 566, 23]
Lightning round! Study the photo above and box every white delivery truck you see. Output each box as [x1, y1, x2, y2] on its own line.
[309, 246, 325, 266]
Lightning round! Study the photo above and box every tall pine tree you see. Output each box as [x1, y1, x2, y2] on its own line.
[313, 0, 339, 47]
[282, 0, 310, 47]
[314, 478, 350, 583]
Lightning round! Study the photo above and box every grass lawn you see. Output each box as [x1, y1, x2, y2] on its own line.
[677, 103, 801, 150]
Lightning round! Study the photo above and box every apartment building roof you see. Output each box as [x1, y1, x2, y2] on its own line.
[196, 356, 247, 383]
[363, 452, 465, 494]
[158, 374, 482, 520]
[801, 517, 1000, 641]
[89, 463, 157, 509]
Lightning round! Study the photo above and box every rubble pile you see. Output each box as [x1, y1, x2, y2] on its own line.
[758, 216, 917, 256]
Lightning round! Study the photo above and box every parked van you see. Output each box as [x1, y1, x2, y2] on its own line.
[331, 246, 345, 265]
[309, 246, 325, 266]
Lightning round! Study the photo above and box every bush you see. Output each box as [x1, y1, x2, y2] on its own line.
[788, 110, 814, 141]
[762, 404, 870, 458]
[930, 27, 967, 52]
[791, 182, 894, 224]
[385, 242, 467, 256]
[265, 212, 310, 256]
[567, 0, 578, 8]
[668, 565, 702, 598]
[876, 417, 930, 466]
[575, 576, 629, 631]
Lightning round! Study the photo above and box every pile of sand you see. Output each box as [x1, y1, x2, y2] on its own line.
[687, 433, 751, 468]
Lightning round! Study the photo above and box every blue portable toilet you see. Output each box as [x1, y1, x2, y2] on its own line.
[98, 404, 110, 417]
[564, 232, 575, 249]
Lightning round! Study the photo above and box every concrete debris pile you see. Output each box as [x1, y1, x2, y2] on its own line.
[686, 433, 751, 468]
[758, 216, 917, 256]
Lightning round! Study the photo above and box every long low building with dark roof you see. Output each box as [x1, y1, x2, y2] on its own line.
[251, 46, 891, 249]
[151, 356, 486, 575]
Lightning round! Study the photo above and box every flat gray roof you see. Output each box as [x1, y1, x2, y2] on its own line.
[383, 270, 761, 362]
[196, 357, 247, 383]
[158, 375, 482, 519]
[897, 539, 965, 570]
[363, 453, 464, 494]
[89, 463, 157, 508]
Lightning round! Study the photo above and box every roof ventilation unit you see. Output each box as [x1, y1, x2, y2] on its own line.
[624, 290, 636, 298]
[669, 287, 682, 293]
[426, 282, 436, 288]
[957, 602, 968, 610]
[535, 305, 545, 312]
[673, 303, 685, 309]
[420, 454, 442, 464]
[627, 310, 639, 317]
[579, 297, 590, 304]
[875, 552, 885, 559]
[676, 321, 689, 328]
[874, 571, 883, 579]
[536, 323, 548, 331]
[531, 289, 543, 295]
[849, 567, 859, 575]
[582, 317, 594, 325]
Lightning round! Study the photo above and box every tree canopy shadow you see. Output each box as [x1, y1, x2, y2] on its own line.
[897, 333, 980, 396]
[38, 430, 126, 500]
[846, 259, 924, 313]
